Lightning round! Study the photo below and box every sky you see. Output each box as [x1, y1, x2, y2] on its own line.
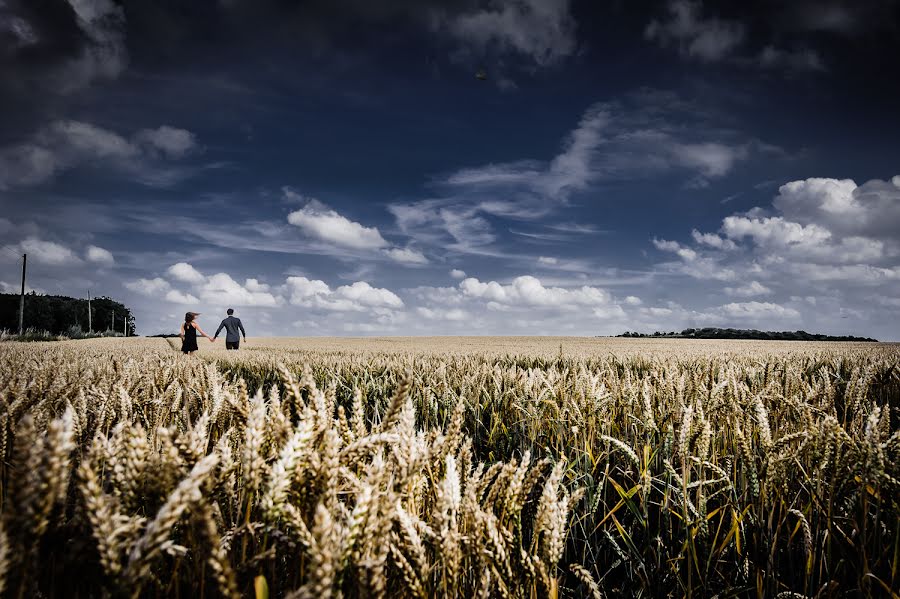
[1, 0, 899, 339]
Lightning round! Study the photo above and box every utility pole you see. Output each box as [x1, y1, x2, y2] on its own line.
[123, 313, 127, 336]
[111, 311, 114, 332]
[18, 253, 26, 335]
[87, 291, 92, 333]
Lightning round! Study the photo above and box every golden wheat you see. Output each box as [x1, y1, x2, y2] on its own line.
[0, 337, 896, 597]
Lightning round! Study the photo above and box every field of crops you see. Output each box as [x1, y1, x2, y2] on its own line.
[1, 337, 898, 598]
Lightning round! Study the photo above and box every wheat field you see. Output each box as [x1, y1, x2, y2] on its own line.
[0, 337, 898, 598]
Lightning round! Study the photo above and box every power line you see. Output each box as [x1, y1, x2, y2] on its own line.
[1, 246, 22, 260]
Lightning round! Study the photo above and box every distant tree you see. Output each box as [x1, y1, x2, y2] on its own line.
[0, 293, 135, 336]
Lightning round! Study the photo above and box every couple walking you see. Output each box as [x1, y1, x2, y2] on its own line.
[180, 308, 246, 354]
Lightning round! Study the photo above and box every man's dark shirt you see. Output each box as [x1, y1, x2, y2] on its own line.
[215, 316, 245, 342]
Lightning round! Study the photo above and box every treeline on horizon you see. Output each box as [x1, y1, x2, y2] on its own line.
[0, 292, 135, 336]
[617, 327, 878, 342]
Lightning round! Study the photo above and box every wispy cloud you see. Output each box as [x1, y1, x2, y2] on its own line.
[0, 120, 199, 189]
[391, 91, 769, 256]
[437, 0, 576, 67]
[645, 0, 825, 71]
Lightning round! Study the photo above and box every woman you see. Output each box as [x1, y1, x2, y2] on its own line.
[180, 312, 214, 354]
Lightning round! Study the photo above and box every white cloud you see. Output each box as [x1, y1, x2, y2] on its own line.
[653, 238, 697, 261]
[460, 275, 613, 308]
[774, 175, 900, 240]
[624, 295, 643, 306]
[722, 215, 832, 247]
[441, 0, 576, 67]
[0, 280, 43, 294]
[164, 289, 200, 304]
[85, 245, 114, 266]
[125, 277, 171, 296]
[167, 262, 206, 283]
[724, 281, 772, 297]
[245, 278, 270, 293]
[129, 265, 279, 307]
[2, 237, 79, 265]
[335, 281, 403, 309]
[647, 173, 900, 338]
[288, 200, 388, 250]
[538, 256, 558, 265]
[691, 229, 736, 250]
[384, 247, 428, 264]
[416, 307, 471, 321]
[199, 272, 280, 307]
[284, 277, 402, 312]
[284, 276, 331, 303]
[450, 269, 467, 279]
[721, 215, 885, 264]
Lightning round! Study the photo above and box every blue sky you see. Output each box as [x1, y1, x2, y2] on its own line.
[1, 0, 899, 338]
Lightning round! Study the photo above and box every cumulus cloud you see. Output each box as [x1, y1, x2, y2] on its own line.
[692, 229, 736, 250]
[653, 238, 697, 262]
[85, 245, 114, 266]
[125, 277, 173, 296]
[460, 275, 615, 308]
[408, 274, 630, 334]
[168, 262, 206, 283]
[284, 196, 428, 264]
[774, 175, 900, 240]
[128, 264, 280, 307]
[198, 272, 280, 307]
[0, 121, 198, 189]
[284, 276, 403, 312]
[721, 215, 886, 264]
[336, 281, 404, 308]
[384, 247, 429, 264]
[288, 199, 388, 250]
[450, 269, 467, 279]
[165, 289, 201, 304]
[2, 237, 79, 265]
[648, 173, 900, 337]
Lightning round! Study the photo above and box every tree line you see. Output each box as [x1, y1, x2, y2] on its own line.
[0, 292, 134, 336]
[617, 327, 878, 342]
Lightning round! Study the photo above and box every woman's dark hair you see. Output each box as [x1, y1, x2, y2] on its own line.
[185, 312, 194, 323]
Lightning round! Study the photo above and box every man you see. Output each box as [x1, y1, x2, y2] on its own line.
[214, 308, 246, 350]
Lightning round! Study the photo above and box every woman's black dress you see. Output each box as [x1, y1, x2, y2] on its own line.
[181, 323, 199, 353]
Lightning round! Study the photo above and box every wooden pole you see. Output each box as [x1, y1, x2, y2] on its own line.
[17, 253, 26, 335]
